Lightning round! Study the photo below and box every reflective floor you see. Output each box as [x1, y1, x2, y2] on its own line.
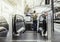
[53, 23, 60, 42]
[0, 31, 60, 42]
[53, 31, 60, 42]
[12, 31, 47, 42]
[13, 31, 37, 40]
[1, 23, 60, 42]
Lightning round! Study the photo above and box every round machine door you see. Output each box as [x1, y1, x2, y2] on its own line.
[0, 16, 9, 37]
[13, 14, 25, 33]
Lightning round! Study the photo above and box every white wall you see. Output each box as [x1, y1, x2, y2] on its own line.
[13, 0, 25, 17]
[25, 0, 45, 8]
[0, 0, 13, 39]
[0, 0, 24, 24]
[0, 3, 1, 16]
[0, 0, 24, 40]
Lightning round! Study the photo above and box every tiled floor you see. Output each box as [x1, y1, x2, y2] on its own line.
[1, 31, 60, 42]
[12, 31, 47, 42]
[1, 23, 60, 42]
[53, 23, 60, 42]
[13, 31, 38, 40]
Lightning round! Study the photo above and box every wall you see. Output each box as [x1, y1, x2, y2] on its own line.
[25, 0, 45, 8]
[0, 0, 24, 40]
